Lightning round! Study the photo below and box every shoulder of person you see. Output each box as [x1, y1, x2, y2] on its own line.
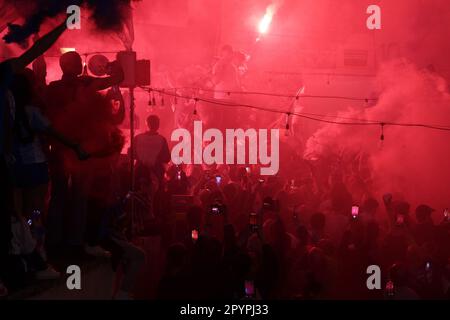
[134, 133, 145, 140]
[78, 75, 97, 87]
[47, 80, 63, 89]
[79, 75, 95, 82]
[157, 133, 168, 141]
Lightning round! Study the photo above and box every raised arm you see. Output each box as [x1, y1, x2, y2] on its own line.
[87, 61, 124, 91]
[11, 20, 67, 73]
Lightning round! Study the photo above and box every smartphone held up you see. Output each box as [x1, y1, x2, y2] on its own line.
[351, 205, 359, 219]
[215, 175, 222, 186]
[191, 229, 199, 243]
[209, 200, 227, 215]
[245, 280, 255, 299]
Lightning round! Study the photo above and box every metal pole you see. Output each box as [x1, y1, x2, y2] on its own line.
[129, 88, 135, 188]
[129, 87, 136, 235]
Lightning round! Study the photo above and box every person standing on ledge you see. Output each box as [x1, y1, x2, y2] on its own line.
[0, 18, 68, 297]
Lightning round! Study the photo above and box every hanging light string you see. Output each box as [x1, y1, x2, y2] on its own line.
[145, 87, 384, 123]
[156, 86, 378, 102]
[139, 86, 450, 132]
[143, 86, 377, 123]
[283, 87, 303, 136]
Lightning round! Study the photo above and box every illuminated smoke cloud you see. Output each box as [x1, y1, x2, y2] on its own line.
[304, 61, 450, 210]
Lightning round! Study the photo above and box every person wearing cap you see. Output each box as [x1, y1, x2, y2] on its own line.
[412, 204, 437, 246]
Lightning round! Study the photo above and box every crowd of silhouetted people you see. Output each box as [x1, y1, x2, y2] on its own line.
[152, 162, 450, 300]
[1, 20, 449, 301]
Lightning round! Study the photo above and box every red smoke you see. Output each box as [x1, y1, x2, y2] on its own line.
[305, 61, 450, 217]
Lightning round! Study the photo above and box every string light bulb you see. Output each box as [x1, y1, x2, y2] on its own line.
[193, 98, 198, 115]
[380, 123, 385, 141]
[148, 89, 153, 106]
[285, 112, 291, 136]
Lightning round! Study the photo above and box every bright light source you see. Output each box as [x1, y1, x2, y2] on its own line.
[60, 47, 76, 54]
[258, 13, 272, 34]
[258, 5, 275, 34]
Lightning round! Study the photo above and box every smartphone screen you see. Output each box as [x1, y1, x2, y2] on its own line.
[211, 206, 221, 215]
[245, 280, 255, 297]
[191, 229, 199, 242]
[444, 208, 449, 219]
[245, 167, 251, 174]
[351, 206, 359, 218]
[215, 175, 222, 185]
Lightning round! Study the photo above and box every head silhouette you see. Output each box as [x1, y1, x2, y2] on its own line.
[60, 51, 83, 77]
[146, 115, 160, 132]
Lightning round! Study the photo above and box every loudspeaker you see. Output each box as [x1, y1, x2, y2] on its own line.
[117, 51, 137, 88]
